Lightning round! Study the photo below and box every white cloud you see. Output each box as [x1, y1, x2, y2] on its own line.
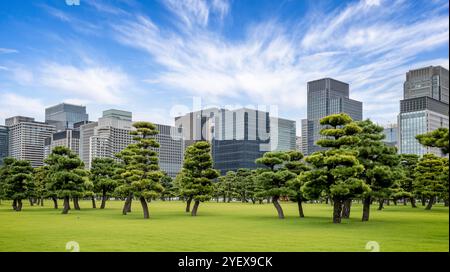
[163, 0, 230, 29]
[0, 48, 18, 54]
[0, 93, 45, 122]
[39, 62, 131, 105]
[113, 0, 448, 133]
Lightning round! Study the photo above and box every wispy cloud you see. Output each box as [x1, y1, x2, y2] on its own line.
[0, 93, 45, 122]
[0, 48, 18, 54]
[112, 0, 448, 126]
[163, 0, 230, 29]
[39, 62, 132, 105]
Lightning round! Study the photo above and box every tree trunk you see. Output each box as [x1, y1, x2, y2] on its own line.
[122, 194, 132, 215]
[191, 200, 200, 216]
[297, 197, 305, 218]
[272, 196, 284, 219]
[393, 199, 397, 205]
[259, 199, 263, 204]
[37, 198, 40, 205]
[444, 199, 449, 207]
[127, 197, 132, 212]
[40, 197, 44, 206]
[325, 197, 329, 204]
[91, 196, 96, 209]
[185, 196, 193, 213]
[342, 199, 352, 219]
[403, 198, 407, 205]
[73, 197, 81, 210]
[52, 196, 58, 209]
[140, 196, 150, 219]
[12, 199, 17, 211]
[410, 197, 417, 208]
[17, 199, 23, 211]
[100, 191, 107, 209]
[29, 198, 34, 206]
[425, 196, 435, 210]
[378, 199, 384, 210]
[62, 197, 70, 214]
[332, 198, 343, 223]
[362, 196, 371, 222]
[421, 197, 425, 206]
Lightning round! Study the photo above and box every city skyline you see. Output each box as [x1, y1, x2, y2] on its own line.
[0, 0, 449, 136]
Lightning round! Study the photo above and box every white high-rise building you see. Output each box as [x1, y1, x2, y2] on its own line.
[5, 116, 55, 167]
[80, 110, 184, 177]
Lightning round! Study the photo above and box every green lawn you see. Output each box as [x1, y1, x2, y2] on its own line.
[0, 200, 448, 252]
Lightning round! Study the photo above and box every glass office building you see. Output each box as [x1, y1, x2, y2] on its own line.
[45, 103, 89, 132]
[0, 125, 8, 165]
[399, 96, 449, 156]
[399, 66, 449, 157]
[176, 107, 295, 175]
[304, 78, 363, 155]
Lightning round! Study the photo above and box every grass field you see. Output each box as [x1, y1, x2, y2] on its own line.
[0, 200, 448, 252]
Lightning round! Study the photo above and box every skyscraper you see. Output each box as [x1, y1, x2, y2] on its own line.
[153, 124, 184, 177]
[399, 66, 449, 157]
[0, 125, 8, 165]
[45, 103, 89, 132]
[44, 130, 80, 159]
[80, 110, 184, 176]
[5, 116, 55, 167]
[176, 107, 296, 174]
[304, 78, 363, 155]
[382, 123, 398, 148]
[82, 109, 134, 168]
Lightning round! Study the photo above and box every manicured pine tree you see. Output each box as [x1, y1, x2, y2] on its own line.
[33, 166, 51, 207]
[120, 122, 164, 219]
[414, 154, 447, 210]
[221, 171, 237, 202]
[179, 141, 219, 216]
[416, 128, 449, 155]
[160, 173, 176, 201]
[90, 157, 118, 209]
[284, 151, 310, 218]
[235, 168, 254, 203]
[354, 119, 400, 221]
[115, 145, 137, 215]
[1, 157, 34, 211]
[302, 113, 368, 223]
[398, 154, 420, 208]
[247, 169, 265, 204]
[45, 146, 87, 214]
[255, 151, 294, 219]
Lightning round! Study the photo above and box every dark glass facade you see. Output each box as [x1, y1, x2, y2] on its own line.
[305, 78, 363, 155]
[0, 125, 8, 165]
[212, 139, 267, 175]
[45, 103, 89, 132]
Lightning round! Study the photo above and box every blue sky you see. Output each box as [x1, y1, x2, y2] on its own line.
[0, 0, 448, 135]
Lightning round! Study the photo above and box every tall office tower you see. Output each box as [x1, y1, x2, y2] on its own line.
[5, 116, 55, 167]
[45, 103, 89, 132]
[382, 123, 399, 148]
[300, 119, 308, 155]
[82, 109, 134, 168]
[44, 130, 80, 159]
[176, 107, 296, 174]
[304, 78, 363, 155]
[153, 124, 184, 177]
[399, 66, 449, 157]
[79, 121, 99, 167]
[0, 125, 8, 165]
[270, 117, 296, 151]
[404, 66, 449, 103]
[295, 136, 302, 152]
